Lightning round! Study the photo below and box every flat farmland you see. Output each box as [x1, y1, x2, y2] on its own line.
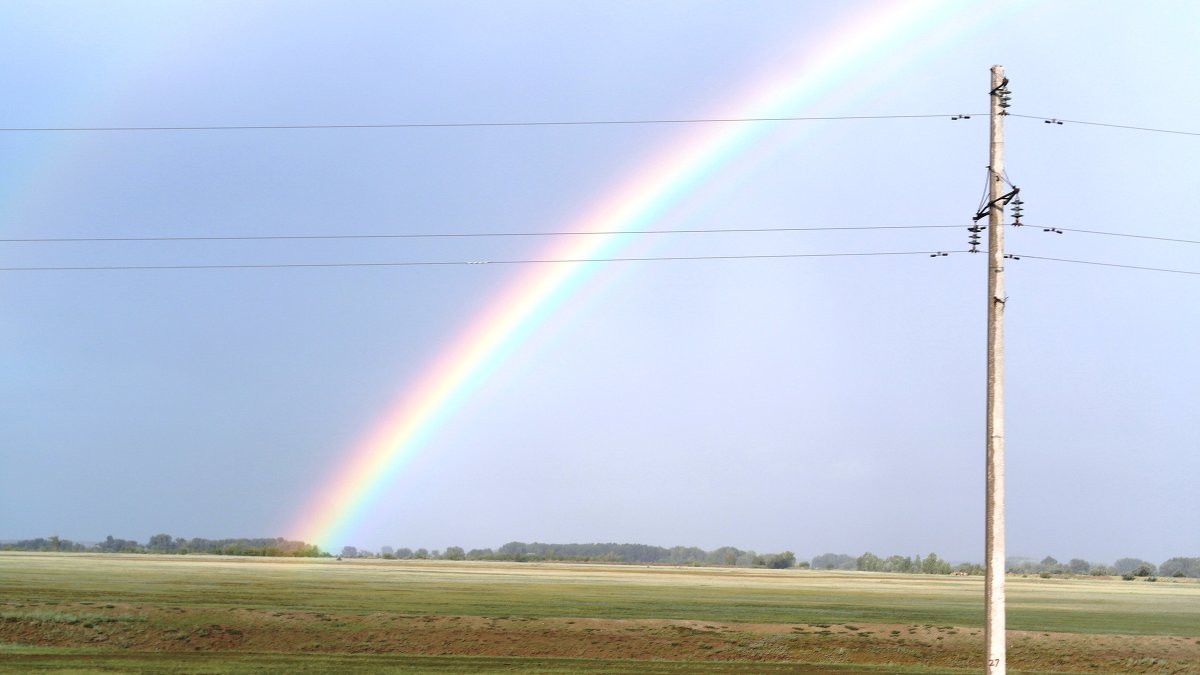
[1, 553, 1197, 673]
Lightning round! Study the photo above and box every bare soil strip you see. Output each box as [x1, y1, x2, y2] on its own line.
[3, 601, 1198, 673]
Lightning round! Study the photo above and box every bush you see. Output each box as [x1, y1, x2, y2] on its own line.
[1121, 574, 1135, 581]
[1146, 576, 1158, 582]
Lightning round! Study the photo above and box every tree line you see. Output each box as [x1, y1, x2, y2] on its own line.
[359, 542, 798, 569]
[1, 534, 321, 557]
[1006, 555, 1200, 579]
[809, 552, 1200, 578]
[5, 535, 1197, 578]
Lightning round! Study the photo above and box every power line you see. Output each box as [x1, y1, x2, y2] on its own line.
[0, 113, 978, 133]
[1047, 226, 1200, 246]
[6, 112, 1195, 137]
[1013, 253, 1200, 276]
[1011, 114, 1200, 137]
[0, 249, 960, 272]
[6, 223, 1196, 247]
[0, 224, 963, 244]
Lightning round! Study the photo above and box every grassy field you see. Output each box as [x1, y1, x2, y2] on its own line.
[1, 553, 1197, 673]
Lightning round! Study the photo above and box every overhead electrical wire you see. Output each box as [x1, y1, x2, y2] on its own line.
[3, 223, 1194, 246]
[1043, 227, 1200, 246]
[6, 250, 1196, 276]
[0, 113, 977, 133]
[0, 247, 960, 270]
[1010, 114, 1200, 137]
[0, 224, 963, 244]
[1, 112, 1195, 136]
[1012, 254, 1200, 276]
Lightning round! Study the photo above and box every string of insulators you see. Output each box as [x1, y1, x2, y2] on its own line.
[968, 224, 985, 253]
[992, 80, 1012, 116]
[1010, 198, 1024, 226]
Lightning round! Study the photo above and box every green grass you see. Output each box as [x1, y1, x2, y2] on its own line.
[1, 553, 1197, 674]
[0, 648, 980, 674]
[2, 553, 1195, 637]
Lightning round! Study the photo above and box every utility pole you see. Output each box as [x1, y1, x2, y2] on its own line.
[985, 64, 1008, 675]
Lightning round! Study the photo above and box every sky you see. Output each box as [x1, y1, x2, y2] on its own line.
[1, 0, 1197, 565]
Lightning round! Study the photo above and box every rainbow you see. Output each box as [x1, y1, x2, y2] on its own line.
[291, 0, 1021, 549]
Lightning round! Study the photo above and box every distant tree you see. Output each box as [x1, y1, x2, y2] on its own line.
[395, 547, 414, 559]
[97, 535, 142, 553]
[708, 546, 741, 566]
[1114, 558, 1156, 576]
[466, 548, 494, 560]
[414, 548, 429, 559]
[340, 546, 358, 558]
[883, 555, 914, 573]
[666, 546, 707, 565]
[1067, 558, 1091, 575]
[735, 550, 758, 567]
[293, 544, 322, 557]
[764, 551, 796, 569]
[812, 553, 855, 570]
[3, 537, 84, 552]
[1158, 557, 1200, 578]
[1039, 556, 1061, 574]
[444, 546, 465, 561]
[1006, 557, 1038, 574]
[147, 533, 176, 553]
[856, 552, 883, 572]
[921, 553, 952, 575]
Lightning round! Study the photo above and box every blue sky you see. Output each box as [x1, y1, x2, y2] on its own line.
[1, 0, 1197, 564]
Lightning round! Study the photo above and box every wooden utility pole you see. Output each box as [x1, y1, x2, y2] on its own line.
[985, 64, 1008, 674]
